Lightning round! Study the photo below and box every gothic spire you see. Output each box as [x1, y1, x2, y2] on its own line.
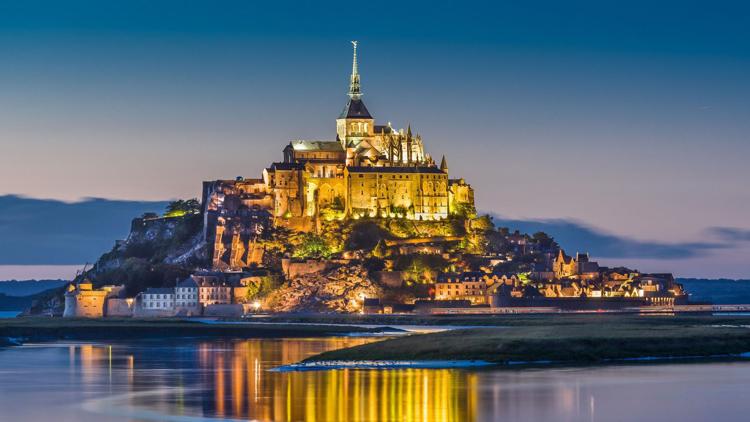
[348, 40, 361, 99]
[440, 155, 448, 172]
[339, 41, 371, 119]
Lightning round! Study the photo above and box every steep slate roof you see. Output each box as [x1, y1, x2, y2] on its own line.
[143, 288, 174, 295]
[269, 162, 306, 171]
[339, 98, 372, 119]
[177, 277, 198, 288]
[347, 166, 444, 174]
[288, 140, 344, 152]
[374, 125, 393, 134]
[437, 271, 486, 282]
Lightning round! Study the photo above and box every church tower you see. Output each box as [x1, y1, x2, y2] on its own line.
[337, 41, 375, 149]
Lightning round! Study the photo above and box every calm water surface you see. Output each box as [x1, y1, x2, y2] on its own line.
[1, 337, 750, 421]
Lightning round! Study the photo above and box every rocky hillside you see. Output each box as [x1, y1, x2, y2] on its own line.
[264, 264, 382, 312]
[85, 213, 208, 296]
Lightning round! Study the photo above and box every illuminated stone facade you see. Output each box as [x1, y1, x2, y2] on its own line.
[261, 42, 475, 224]
[63, 282, 124, 318]
[552, 249, 600, 280]
[202, 42, 475, 239]
[200, 42, 476, 269]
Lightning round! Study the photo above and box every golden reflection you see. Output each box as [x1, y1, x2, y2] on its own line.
[70, 338, 480, 421]
[193, 338, 477, 421]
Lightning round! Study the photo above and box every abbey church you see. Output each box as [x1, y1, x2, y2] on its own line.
[202, 42, 475, 266]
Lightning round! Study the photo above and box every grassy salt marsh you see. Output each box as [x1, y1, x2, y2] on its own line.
[305, 314, 750, 365]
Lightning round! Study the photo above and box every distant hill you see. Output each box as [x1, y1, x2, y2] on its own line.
[0, 195, 169, 265]
[678, 278, 750, 304]
[0, 293, 35, 311]
[0, 280, 67, 296]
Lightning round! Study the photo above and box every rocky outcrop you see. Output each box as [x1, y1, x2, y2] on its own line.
[265, 264, 382, 313]
[92, 214, 207, 275]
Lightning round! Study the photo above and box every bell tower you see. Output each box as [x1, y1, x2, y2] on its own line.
[337, 41, 374, 149]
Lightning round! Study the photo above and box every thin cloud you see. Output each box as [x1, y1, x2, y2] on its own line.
[490, 214, 734, 260]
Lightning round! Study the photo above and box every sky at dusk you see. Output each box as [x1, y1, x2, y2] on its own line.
[1, 1, 749, 278]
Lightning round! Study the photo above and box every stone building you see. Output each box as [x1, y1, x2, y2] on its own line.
[175, 277, 201, 315]
[63, 282, 124, 318]
[553, 250, 600, 280]
[140, 288, 175, 313]
[105, 298, 135, 317]
[434, 272, 491, 305]
[201, 42, 475, 267]
[193, 275, 232, 306]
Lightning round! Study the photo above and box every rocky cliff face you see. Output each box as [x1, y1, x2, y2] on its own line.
[95, 215, 208, 271]
[264, 264, 382, 313]
[73, 214, 209, 297]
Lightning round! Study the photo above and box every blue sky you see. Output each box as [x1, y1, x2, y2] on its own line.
[1, 1, 749, 278]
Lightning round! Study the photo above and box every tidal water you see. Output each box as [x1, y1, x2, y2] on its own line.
[1, 338, 750, 422]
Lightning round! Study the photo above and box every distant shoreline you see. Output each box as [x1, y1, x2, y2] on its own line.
[0, 317, 395, 347]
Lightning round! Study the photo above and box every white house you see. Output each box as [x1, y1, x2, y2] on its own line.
[175, 277, 201, 315]
[141, 288, 175, 312]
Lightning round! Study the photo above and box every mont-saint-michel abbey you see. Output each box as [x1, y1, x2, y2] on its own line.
[203, 42, 475, 268]
[59, 42, 688, 319]
[11, 4, 750, 422]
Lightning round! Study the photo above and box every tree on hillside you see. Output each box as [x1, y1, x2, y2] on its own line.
[471, 215, 494, 231]
[532, 231, 556, 248]
[292, 233, 334, 259]
[165, 199, 201, 217]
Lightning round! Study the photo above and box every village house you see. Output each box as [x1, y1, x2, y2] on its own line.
[140, 288, 176, 313]
[175, 277, 201, 316]
[193, 275, 233, 306]
[434, 272, 527, 305]
[552, 250, 600, 280]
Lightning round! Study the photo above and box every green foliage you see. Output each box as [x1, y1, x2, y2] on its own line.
[320, 197, 346, 221]
[390, 205, 409, 217]
[471, 215, 495, 231]
[320, 207, 346, 221]
[257, 275, 283, 296]
[165, 199, 200, 217]
[451, 202, 477, 218]
[380, 218, 463, 239]
[292, 233, 334, 259]
[393, 254, 450, 283]
[517, 272, 532, 284]
[242, 282, 261, 302]
[532, 231, 558, 249]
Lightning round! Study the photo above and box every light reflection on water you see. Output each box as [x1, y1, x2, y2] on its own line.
[2, 338, 750, 421]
